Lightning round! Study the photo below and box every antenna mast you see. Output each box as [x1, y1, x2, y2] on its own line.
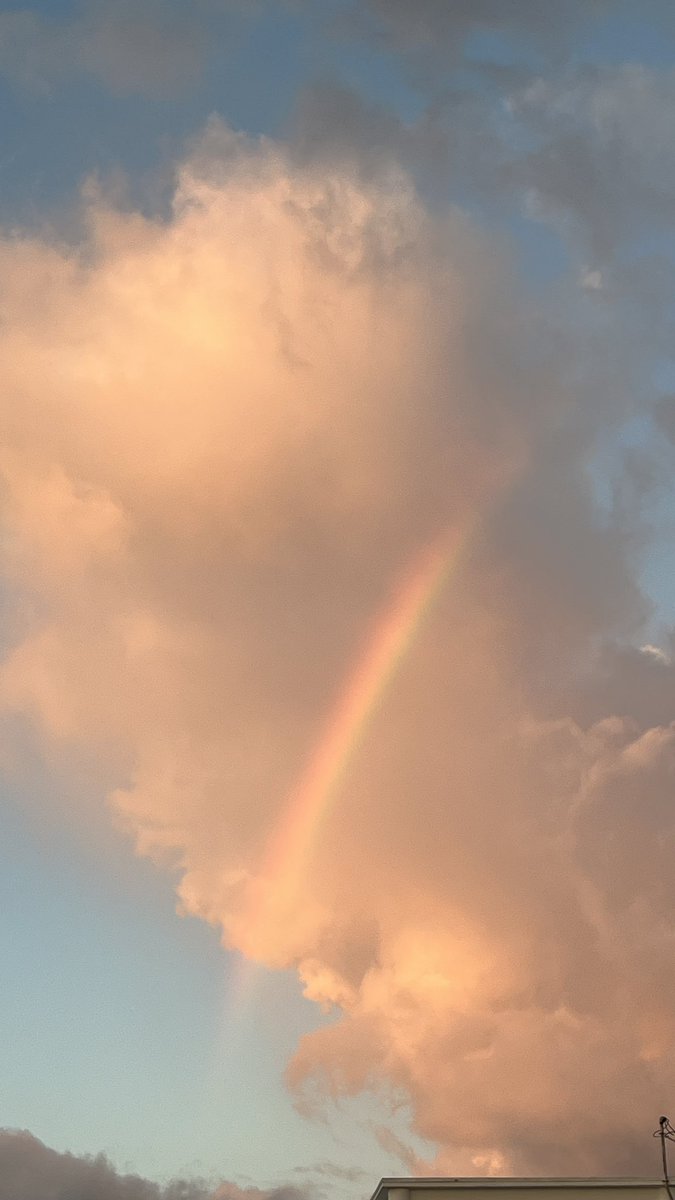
[654, 1116, 675, 1200]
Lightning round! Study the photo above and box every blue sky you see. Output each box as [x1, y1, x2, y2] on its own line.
[5, 3, 675, 1197]
[1, 755, 405, 1188]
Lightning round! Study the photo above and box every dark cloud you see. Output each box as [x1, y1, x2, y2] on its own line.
[655, 394, 675, 444]
[0, 1, 219, 98]
[357, 0, 607, 54]
[330, 0, 610, 100]
[287, 81, 451, 190]
[503, 66, 675, 261]
[0, 1129, 311, 1200]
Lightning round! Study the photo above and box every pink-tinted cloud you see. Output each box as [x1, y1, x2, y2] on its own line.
[0, 120, 670, 1174]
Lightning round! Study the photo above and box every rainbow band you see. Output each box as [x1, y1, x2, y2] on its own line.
[223, 524, 476, 1018]
[257, 524, 473, 914]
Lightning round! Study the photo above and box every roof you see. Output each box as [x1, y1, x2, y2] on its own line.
[370, 1181, 666, 1200]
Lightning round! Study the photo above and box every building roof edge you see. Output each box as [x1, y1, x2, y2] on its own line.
[369, 1180, 666, 1200]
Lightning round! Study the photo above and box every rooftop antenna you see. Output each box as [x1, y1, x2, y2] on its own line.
[654, 1116, 675, 1200]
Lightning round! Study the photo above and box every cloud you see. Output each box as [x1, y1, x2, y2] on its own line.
[324, 7, 675, 309]
[0, 1, 210, 98]
[293, 10, 675, 401]
[473, 62, 675, 389]
[370, 1126, 424, 1176]
[503, 65, 675, 262]
[0, 1128, 309, 1200]
[288, 81, 448, 185]
[346, 0, 608, 63]
[294, 1162, 369, 1185]
[0, 117, 672, 1176]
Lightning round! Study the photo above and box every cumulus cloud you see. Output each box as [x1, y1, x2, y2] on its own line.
[0, 1128, 309, 1200]
[0, 115, 673, 1177]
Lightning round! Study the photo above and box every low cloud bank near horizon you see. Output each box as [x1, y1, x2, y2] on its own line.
[0, 1129, 309, 1200]
[1, 114, 674, 1178]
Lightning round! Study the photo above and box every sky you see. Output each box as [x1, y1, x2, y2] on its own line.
[8, 1, 675, 1197]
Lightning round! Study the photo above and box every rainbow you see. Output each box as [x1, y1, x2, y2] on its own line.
[222, 522, 477, 1020]
[254, 522, 476, 923]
